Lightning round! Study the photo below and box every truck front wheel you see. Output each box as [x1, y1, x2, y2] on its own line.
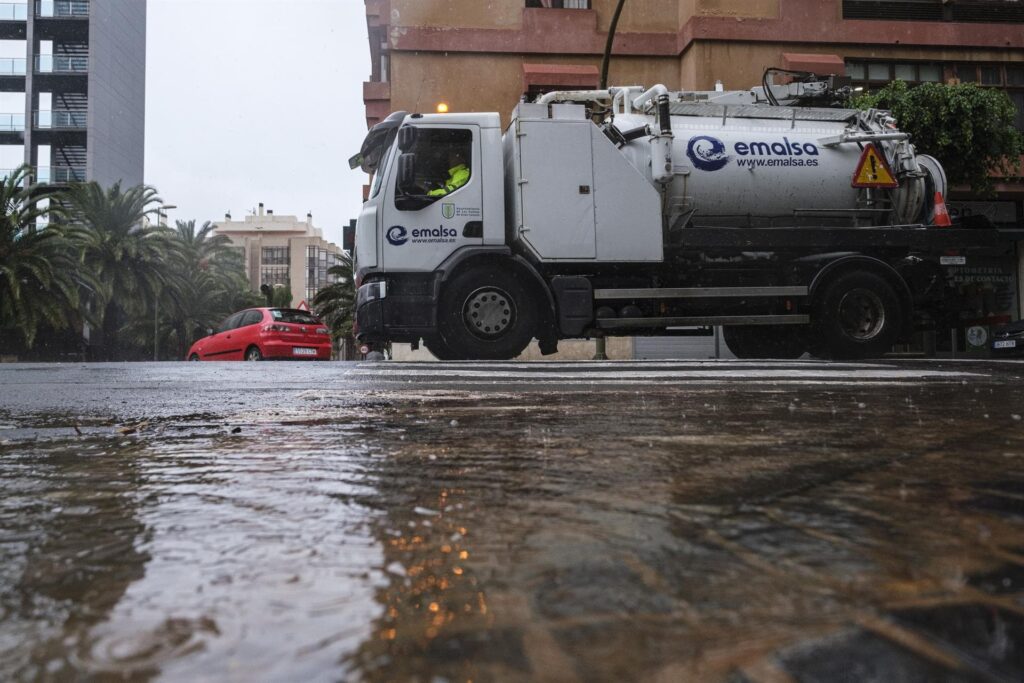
[813, 270, 902, 360]
[423, 335, 459, 361]
[437, 266, 538, 360]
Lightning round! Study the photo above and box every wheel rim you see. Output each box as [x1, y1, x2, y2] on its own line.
[462, 286, 516, 340]
[838, 288, 885, 341]
[246, 348, 260, 361]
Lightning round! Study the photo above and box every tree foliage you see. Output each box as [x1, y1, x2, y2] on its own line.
[853, 81, 1024, 195]
[0, 166, 88, 348]
[311, 256, 355, 342]
[120, 220, 258, 359]
[62, 182, 175, 359]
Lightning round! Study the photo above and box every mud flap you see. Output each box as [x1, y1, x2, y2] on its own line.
[551, 276, 594, 337]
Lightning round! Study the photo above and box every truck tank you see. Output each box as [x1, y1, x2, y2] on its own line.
[607, 102, 945, 229]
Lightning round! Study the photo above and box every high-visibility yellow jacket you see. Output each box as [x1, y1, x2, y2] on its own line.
[427, 164, 470, 197]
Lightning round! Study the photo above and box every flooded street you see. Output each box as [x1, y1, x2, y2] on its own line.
[1, 360, 1023, 682]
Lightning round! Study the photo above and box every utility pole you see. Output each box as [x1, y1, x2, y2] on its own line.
[153, 295, 159, 361]
[596, 0, 627, 361]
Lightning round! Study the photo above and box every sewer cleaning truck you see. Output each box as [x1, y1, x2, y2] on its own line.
[349, 72, 1015, 360]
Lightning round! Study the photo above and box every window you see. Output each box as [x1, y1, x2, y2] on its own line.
[239, 310, 263, 327]
[261, 246, 288, 265]
[306, 245, 339, 303]
[260, 265, 289, 287]
[980, 66, 1002, 86]
[918, 64, 942, 82]
[843, 0, 1024, 23]
[395, 128, 473, 210]
[868, 63, 891, 81]
[895, 63, 916, 82]
[271, 309, 319, 324]
[526, 1, 590, 8]
[216, 312, 245, 334]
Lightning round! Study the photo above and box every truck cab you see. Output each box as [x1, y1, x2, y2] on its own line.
[352, 111, 517, 355]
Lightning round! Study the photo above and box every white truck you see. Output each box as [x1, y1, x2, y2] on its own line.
[349, 75, 1014, 360]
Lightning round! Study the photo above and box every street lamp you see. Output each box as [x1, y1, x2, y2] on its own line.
[157, 204, 177, 228]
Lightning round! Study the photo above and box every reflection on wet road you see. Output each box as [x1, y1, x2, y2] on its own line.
[1, 360, 1022, 681]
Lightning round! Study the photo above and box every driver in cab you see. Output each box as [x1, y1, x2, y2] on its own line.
[427, 148, 470, 197]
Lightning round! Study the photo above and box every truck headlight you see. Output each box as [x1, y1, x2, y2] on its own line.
[357, 280, 387, 307]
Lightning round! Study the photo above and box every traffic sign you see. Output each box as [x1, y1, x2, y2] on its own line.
[851, 144, 899, 189]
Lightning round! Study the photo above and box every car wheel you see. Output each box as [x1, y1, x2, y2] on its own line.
[813, 270, 902, 360]
[245, 346, 263, 361]
[437, 266, 538, 360]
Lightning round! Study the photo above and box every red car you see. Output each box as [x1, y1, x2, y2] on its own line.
[187, 308, 332, 361]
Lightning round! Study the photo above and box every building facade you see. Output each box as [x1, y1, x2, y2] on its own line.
[0, 0, 146, 187]
[363, 0, 1023, 358]
[212, 205, 344, 308]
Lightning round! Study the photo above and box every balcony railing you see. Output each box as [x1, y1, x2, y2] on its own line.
[0, 113, 25, 131]
[36, 1, 88, 17]
[34, 110, 86, 129]
[0, 3, 28, 20]
[35, 165, 84, 183]
[35, 54, 87, 73]
[0, 58, 26, 76]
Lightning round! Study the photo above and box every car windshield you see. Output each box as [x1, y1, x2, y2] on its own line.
[271, 309, 319, 324]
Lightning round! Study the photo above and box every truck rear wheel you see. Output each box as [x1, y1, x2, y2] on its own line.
[723, 325, 807, 359]
[813, 270, 902, 360]
[437, 266, 538, 360]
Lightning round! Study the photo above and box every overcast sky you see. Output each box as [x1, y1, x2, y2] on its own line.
[146, 0, 371, 245]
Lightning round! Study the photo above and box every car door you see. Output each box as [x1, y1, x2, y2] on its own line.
[233, 310, 265, 358]
[204, 312, 244, 360]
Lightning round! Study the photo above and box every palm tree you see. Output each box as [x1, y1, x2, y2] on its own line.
[64, 181, 169, 360]
[0, 165, 86, 351]
[311, 253, 355, 357]
[161, 220, 254, 358]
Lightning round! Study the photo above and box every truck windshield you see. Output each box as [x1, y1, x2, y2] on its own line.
[370, 139, 395, 199]
[350, 110, 407, 174]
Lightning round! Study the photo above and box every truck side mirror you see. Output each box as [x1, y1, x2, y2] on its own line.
[397, 126, 418, 152]
[342, 219, 356, 253]
[397, 153, 417, 194]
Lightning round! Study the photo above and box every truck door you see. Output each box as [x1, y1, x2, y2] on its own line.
[517, 120, 596, 259]
[383, 125, 484, 272]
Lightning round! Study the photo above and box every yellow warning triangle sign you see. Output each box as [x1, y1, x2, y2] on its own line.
[852, 143, 899, 189]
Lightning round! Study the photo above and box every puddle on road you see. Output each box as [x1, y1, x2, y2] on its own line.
[1, 382, 1023, 681]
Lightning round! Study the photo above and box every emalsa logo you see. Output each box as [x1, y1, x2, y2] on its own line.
[386, 225, 408, 246]
[687, 135, 821, 171]
[386, 225, 458, 247]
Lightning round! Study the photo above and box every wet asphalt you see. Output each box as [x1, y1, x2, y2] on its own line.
[0, 359, 1023, 682]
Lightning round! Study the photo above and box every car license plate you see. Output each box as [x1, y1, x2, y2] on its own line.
[293, 347, 317, 356]
[994, 340, 1017, 350]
